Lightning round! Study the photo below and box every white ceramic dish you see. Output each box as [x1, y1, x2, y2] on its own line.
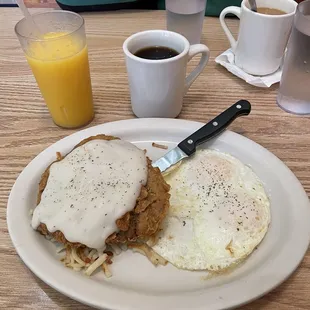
[7, 118, 310, 310]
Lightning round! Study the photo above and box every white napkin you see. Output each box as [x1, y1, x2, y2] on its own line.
[215, 48, 282, 88]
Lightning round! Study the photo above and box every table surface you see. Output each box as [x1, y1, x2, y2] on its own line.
[0, 8, 309, 310]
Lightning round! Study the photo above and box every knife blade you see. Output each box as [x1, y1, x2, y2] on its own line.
[152, 100, 251, 173]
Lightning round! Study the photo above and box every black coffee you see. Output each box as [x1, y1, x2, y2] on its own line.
[134, 46, 179, 60]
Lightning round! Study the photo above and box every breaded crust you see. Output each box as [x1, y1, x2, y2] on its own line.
[36, 134, 170, 247]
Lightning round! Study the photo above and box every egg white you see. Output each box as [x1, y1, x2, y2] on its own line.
[152, 149, 271, 271]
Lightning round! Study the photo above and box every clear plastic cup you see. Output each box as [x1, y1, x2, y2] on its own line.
[166, 0, 207, 44]
[15, 11, 94, 128]
[277, 0, 310, 115]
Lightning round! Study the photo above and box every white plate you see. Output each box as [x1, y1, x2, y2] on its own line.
[7, 118, 310, 310]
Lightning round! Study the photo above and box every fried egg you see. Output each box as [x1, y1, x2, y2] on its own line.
[152, 149, 271, 271]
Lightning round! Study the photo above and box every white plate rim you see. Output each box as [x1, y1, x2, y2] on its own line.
[7, 118, 310, 310]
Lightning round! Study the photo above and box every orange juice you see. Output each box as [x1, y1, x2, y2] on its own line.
[26, 32, 94, 128]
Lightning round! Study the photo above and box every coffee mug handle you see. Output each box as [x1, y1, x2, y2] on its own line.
[220, 6, 241, 51]
[184, 44, 210, 94]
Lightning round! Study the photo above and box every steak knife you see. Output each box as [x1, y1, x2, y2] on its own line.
[152, 100, 251, 173]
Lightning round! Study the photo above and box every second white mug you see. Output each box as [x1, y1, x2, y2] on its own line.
[220, 0, 297, 76]
[123, 30, 210, 118]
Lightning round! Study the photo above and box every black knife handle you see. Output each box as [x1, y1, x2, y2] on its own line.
[178, 100, 251, 156]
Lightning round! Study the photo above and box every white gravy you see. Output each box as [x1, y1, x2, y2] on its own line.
[32, 139, 147, 251]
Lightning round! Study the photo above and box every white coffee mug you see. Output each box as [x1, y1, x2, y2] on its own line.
[220, 0, 297, 76]
[123, 30, 210, 118]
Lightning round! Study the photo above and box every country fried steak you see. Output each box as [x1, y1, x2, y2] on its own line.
[36, 134, 170, 248]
